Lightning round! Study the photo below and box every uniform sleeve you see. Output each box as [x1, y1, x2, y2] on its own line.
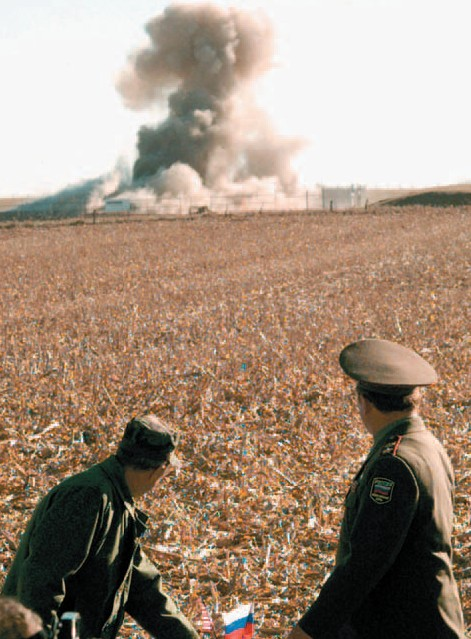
[17, 486, 103, 628]
[125, 546, 199, 639]
[298, 455, 419, 638]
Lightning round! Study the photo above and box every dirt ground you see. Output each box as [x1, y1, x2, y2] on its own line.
[0, 206, 469, 636]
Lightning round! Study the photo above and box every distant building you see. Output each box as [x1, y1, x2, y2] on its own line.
[321, 185, 366, 210]
[103, 198, 134, 213]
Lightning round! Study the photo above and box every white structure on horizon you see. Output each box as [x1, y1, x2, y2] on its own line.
[103, 198, 134, 213]
[321, 185, 366, 210]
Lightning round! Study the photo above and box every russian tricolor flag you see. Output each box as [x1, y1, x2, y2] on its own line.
[223, 603, 254, 639]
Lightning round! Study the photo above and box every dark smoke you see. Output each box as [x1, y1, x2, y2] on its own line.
[117, 2, 304, 196]
[2, 163, 131, 221]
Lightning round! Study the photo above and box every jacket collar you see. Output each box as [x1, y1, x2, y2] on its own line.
[373, 415, 425, 448]
[99, 456, 149, 529]
[100, 455, 135, 509]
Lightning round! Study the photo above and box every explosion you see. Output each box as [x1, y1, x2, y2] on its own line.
[117, 2, 304, 198]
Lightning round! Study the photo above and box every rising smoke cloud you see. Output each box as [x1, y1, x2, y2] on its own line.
[117, 2, 305, 197]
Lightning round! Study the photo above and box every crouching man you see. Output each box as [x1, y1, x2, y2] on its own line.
[3, 415, 199, 639]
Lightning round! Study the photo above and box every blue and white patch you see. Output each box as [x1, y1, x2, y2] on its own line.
[369, 477, 395, 504]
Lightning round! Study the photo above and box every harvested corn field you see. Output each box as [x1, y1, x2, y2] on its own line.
[0, 207, 469, 635]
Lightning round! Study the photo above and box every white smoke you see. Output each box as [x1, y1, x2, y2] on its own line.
[86, 160, 131, 212]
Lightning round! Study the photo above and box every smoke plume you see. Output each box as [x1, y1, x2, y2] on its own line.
[117, 2, 304, 197]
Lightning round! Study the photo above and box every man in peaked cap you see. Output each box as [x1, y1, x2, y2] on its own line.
[2, 415, 199, 639]
[287, 339, 466, 639]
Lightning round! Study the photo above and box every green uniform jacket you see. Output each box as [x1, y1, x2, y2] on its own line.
[298, 417, 465, 639]
[2, 456, 198, 639]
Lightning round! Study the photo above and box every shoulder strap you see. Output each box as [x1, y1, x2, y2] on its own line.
[381, 434, 403, 457]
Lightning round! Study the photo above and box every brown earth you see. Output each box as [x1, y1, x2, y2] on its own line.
[0, 197, 31, 213]
[0, 207, 469, 636]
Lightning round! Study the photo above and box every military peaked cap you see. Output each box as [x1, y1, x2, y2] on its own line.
[339, 338, 438, 395]
[117, 414, 180, 466]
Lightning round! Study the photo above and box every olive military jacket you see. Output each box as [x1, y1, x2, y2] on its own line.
[2, 455, 198, 639]
[299, 416, 465, 639]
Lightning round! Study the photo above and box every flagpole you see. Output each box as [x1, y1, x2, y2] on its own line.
[208, 582, 222, 639]
[200, 596, 220, 639]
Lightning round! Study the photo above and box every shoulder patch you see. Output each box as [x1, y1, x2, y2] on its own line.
[369, 477, 395, 504]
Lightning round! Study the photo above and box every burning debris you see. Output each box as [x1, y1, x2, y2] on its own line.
[117, 2, 305, 198]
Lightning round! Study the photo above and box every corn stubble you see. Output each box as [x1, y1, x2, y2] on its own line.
[0, 206, 469, 636]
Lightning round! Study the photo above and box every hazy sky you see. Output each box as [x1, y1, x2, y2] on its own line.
[1, 0, 470, 197]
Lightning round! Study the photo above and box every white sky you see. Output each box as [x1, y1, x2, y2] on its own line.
[1, 0, 471, 197]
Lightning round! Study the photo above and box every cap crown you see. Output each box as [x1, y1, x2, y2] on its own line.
[117, 414, 179, 466]
[339, 338, 437, 391]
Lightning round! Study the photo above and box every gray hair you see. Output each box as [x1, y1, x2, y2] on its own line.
[0, 597, 43, 639]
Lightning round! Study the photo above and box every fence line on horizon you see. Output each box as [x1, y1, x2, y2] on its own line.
[2, 185, 382, 219]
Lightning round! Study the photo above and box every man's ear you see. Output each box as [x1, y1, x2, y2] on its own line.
[357, 392, 372, 421]
[150, 466, 163, 481]
[150, 463, 169, 482]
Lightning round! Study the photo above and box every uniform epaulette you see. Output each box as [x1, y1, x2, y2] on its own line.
[381, 434, 403, 457]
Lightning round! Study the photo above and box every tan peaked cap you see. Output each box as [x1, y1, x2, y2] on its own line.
[339, 338, 438, 394]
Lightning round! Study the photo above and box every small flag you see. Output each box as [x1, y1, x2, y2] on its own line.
[223, 603, 254, 639]
[198, 597, 214, 634]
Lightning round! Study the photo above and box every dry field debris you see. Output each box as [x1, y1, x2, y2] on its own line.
[0, 207, 470, 636]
